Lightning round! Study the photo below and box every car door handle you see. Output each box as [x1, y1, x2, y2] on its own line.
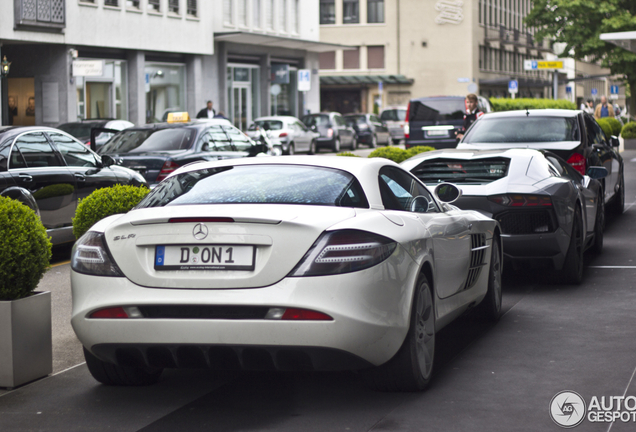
[74, 174, 86, 182]
[18, 173, 33, 182]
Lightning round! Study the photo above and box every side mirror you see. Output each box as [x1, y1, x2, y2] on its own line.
[434, 183, 462, 203]
[610, 136, 620, 147]
[586, 166, 608, 180]
[101, 154, 116, 168]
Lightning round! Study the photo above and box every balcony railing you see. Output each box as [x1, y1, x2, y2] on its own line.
[15, 0, 65, 31]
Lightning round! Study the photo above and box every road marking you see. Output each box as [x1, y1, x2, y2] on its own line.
[588, 266, 636, 269]
[606, 364, 636, 432]
[50, 260, 70, 268]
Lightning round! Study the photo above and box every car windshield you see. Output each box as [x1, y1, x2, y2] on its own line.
[410, 158, 511, 184]
[99, 128, 195, 154]
[463, 116, 580, 143]
[302, 115, 330, 127]
[136, 165, 369, 209]
[380, 109, 406, 122]
[248, 120, 284, 131]
[409, 99, 465, 122]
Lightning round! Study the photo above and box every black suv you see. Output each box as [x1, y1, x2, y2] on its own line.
[98, 119, 267, 186]
[301, 112, 356, 152]
[404, 96, 493, 149]
[457, 109, 625, 215]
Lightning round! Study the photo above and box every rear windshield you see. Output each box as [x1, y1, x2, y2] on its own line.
[409, 99, 465, 122]
[345, 116, 367, 125]
[248, 120, 283, 131]
[410, 158, 510, 184]
[301, 115, 330, 127]
[99, 128, 195, 154]
[380, 109, 406, 122]
[463, 116, 580, 143]
[136, 165, 369, 209]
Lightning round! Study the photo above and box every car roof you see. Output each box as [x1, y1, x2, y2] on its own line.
[117, 120, 227, 132]
[479, 109, 581, 119]
[253, 116, 299, 122]
[0, 126, 73, 139]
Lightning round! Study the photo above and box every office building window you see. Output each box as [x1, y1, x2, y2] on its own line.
[224, 0, 233, 23]
[367, 46, 384, 69]
[290, 0, 298, 33]
[238, 0, 247, 25]
[320, 0, 335, 24]
[266, 0, 274, 29]
[148, 0, 160, 12]
[127, 0, 141, 9]
[105, 0, 118, 6]
[253, 0, 261, 27]
[169, 0, 179, 14]
[320, 51, 336, 70]
[187, 0, 197, 16]
[343, 0, 359, 24]
[279, 0, 287, 31]
[367, 0, 384, 23]
[343, 47, 360, 69]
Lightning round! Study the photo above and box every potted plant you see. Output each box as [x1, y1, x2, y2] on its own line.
[621, 122, 636, 150]
[0, 196, 52, 388]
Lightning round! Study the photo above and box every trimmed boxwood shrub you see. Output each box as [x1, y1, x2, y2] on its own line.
[0, 196, 52, 301]
[606, 118, 623, 136]
[73, 185, 150, 239]
[405, 146, 436, 159]
[622, 122, 636, 139]
[368, 147, 411, 163]
[336, 152, 361, 157]
[490, 98, 577, 112]
[596, 118, 613, 139]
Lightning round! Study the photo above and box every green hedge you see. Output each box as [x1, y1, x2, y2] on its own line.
[606, 118, 623, 136]
[336, 152, 361, 157]
[73, 185, 150, 239]
[622, 122, 636, 139]
[490, 98, 577, 112]
[368, 146, 435, 163]
[596, 118, 614, 139]
[0, 196, 52, 300]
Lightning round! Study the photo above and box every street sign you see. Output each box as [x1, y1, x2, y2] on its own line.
[523, 60, 564, 70]
[378, 81, 383, 93]
[271, 64, 290, 84]
[610, 85, 619, 95]
[297, 69, 311, 92]
[565, 86, 572, 94]
[508, 79, 518, 94]
[591, 88, 598, 96]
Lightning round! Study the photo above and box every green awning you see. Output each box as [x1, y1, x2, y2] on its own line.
[320, 75, 414, 85]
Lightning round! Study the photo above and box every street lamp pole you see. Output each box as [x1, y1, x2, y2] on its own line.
[0, 54, 11, 126]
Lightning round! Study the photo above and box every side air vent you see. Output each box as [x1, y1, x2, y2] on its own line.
[464, 234, 487, 290]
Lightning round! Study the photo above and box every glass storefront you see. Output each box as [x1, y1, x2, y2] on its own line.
[144, 63, 186, 123]
[227, 64, 260, 131]
[270, 66, 297, 117]
[75, 60, 128, 120]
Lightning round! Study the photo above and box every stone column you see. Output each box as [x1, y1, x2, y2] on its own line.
[127, 51, 146, 125]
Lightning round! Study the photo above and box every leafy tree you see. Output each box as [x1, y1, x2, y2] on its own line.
[525, 0, 636, 116]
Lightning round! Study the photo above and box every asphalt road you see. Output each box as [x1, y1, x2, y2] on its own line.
[1, 148, 636, 431]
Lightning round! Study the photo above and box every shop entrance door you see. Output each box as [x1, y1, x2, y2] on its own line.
[86, 82, 112, 118]
[232, 84, 251, 132]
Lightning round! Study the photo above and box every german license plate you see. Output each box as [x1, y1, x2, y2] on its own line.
[155, 245, 255, 271]
[426, 129, 449, 137]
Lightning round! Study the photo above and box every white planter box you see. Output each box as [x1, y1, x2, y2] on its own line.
[0, 291, 52, 389]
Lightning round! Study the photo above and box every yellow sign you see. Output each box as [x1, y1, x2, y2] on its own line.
[523, 60, 564, 70]
[166, 112, 190, 123]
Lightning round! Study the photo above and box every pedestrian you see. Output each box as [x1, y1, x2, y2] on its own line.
[196, 100, 216, 119]
[455, 93, 484, 140]
[581, 99, 594, 114]
[594, 96, 615, 119]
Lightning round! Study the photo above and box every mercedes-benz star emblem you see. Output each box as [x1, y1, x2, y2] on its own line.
[192, 223, 208, 240]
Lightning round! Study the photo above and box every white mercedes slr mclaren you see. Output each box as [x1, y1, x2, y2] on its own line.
[70, 156, 502, 392]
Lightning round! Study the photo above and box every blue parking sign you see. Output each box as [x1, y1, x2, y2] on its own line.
[610, 85, 619, 95]
[508, 79, 518, 94]
[591, 88, 598, 96]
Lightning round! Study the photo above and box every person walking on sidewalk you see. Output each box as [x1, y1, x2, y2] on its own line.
[594, 96, 615, 119]
[196, 100, 216, 119]
[455, 93, 484, 140]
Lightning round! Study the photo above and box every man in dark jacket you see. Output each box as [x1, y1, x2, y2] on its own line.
[455, 93, 484, 140]
[196, 101, 216, 119]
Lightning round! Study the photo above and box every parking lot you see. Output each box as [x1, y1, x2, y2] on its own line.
[1, 149, 636, 432]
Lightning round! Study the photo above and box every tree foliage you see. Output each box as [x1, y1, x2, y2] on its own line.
[525, 0, 636, 114]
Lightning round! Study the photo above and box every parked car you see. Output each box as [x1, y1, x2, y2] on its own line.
[404, 96, 493, 149]
[70, 156, 502, 391]
[380, 106, 407, 145]
[457, 109, 625, 215]
[343, 113, 391, 148]
[246, 116, 318, 155]
[98, 118, 267, 186]
[402, 148, 607, 284]
[57, 119, 134, 150]
[301, 112, 356, 152]
[0, 126, 147, 246]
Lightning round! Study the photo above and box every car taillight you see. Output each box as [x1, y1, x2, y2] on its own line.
[327, 128, 334, 138]
[156, 160, 180, 182]
[89, 306, 143, 319]
[289, 229, 397, 277]
[71, 232, 124, 277]
[488, 194, 552, 207]
[264, 307, 333, 321]
[404, 102, 411, 138]
[567, 153, 586, 176]
[279, 132, 288, 138]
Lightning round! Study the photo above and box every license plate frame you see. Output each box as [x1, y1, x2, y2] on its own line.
[155, 244, 255, 271]
[425, 129, 450, 137]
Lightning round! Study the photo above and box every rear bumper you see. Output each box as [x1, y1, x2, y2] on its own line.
[502, 228, 570, 270]
[71, 252, 416, 370]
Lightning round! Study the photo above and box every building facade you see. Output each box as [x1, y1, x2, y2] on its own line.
[318, 0, 555, 114]
[1, 0, 339, 129]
